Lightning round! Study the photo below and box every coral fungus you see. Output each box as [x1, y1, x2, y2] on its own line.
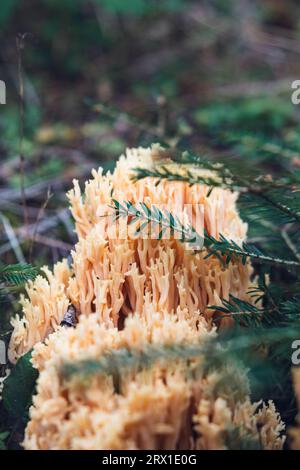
[8, 146, 284, 449]
[24, 314, 284, 450]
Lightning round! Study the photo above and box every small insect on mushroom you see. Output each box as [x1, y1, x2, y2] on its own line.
[60, 304, 78, 328]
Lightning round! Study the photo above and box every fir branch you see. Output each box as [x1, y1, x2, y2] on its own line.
[0, 263, 38, 286]
[110, 199, 300, 269]
[209, 295, 273, 328]
[133, 150, 300, 225]
[256, 191, 300, 225]
[209, 294, 300, 328]
[60, 342, 208, 381]
[60, 326, 300, 382]
[204, 232, 300, 268]
[133, 161, 241, 191]
[133, 153, 294, 193]
[111, 199, 200, 244]
[281, 227, 300, 262]
[279, 297, 300, 319]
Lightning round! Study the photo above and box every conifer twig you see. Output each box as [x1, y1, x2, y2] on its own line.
[133, 152, 300, 225]
[110, 200, 300, 269]
[0, 263, 38, 285]
[281, 227, 300, 263]
[60, 326, 300, 382]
